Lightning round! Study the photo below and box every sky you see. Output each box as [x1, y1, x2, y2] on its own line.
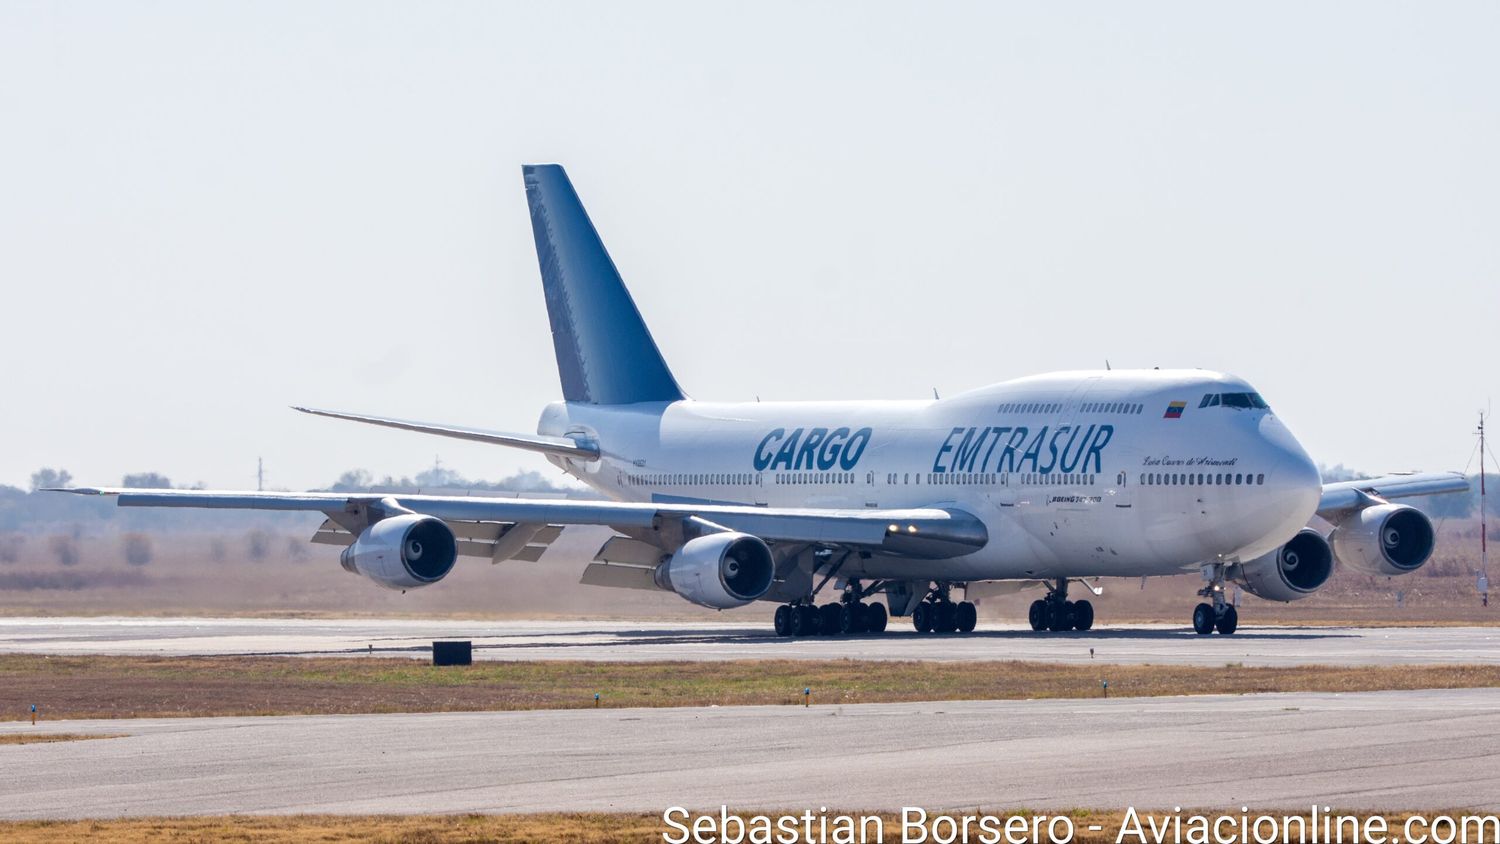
[1, 1, 1496, 491]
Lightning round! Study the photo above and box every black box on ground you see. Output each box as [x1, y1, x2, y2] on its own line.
[432, 640, 472, 666]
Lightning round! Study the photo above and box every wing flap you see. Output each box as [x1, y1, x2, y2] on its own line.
[579, 562, 660, 592]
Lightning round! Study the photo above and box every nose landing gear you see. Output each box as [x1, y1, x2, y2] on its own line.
[1193, 566, 1239, 635]
[1027, 578, 1094, 632]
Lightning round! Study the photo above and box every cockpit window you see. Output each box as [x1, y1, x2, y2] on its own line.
[1201, 392, 1269, 410]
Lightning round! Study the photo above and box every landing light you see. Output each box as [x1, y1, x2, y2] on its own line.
[907, 525, 918, 534]
[888, 524, 899, 533]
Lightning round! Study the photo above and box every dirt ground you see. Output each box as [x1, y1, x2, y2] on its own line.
[0, 520, 1493, 626]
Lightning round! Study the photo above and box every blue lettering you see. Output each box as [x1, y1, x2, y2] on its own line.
[934, 427, 965, 473]
[795, 427, 827, 470]
[1038, 426, 1069, 474]
[997, 426, 1028, 472]
[839, 427, 872, 470]
[817, 427, 849, 470]
[1019, 426, 1049, 473]
[753, 428, 785, 472]
[1057, 424, 1093, 473]
[771, 428, 802, 470]
[954, 427, 986, 472]
[1083, 425, 1114, 473]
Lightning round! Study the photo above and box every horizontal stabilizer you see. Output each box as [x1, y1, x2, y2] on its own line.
[293, 406, 599, 461]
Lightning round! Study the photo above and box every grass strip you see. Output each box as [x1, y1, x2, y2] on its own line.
[2, 655, 1499, 720]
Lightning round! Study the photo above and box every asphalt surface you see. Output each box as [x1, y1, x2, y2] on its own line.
[0, 616, 1496, 666]
[1, 688, 1497, 817]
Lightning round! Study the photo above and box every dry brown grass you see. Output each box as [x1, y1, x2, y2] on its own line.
[3, 654, 1499, 721]
[0, 732, 121, 745]
[0, 810, 1483, 844]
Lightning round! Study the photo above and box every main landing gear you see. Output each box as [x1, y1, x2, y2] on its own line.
[911, 585, 977, 634]
[1192, 566, 1238, 635]
[1027, 578, 1094, 632]
[773, 582, 889, 637]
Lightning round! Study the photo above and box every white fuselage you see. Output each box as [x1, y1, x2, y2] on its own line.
[539, 369, 1323, 582]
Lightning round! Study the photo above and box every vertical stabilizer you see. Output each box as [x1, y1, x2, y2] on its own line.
[523, 164, 685, 405]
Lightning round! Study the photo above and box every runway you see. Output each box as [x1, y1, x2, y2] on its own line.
[0, 616, 1496, 666]
[1, 688, 1497, 817]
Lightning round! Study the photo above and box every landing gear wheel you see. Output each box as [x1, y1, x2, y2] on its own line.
[1048, 601, 1074, 632]
[1192, 603, 1216, 635]
[1072, 599, 1094, 631]
[838, 603, 863, 635]
[1215, 604, 1238, 635]
[791, 605, 818, 637]
[955, 601, 978, 633]
[819, 603, 843, 635]
[912, 602, 933, 633]
[1028, 599, 1046, 631]
[934, 601, 959, 633]
[773, 605, 792, 637]
[864, 602, 888, 633]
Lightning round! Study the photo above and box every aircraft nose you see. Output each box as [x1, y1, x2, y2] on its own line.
[1257, 413, 1322, 530]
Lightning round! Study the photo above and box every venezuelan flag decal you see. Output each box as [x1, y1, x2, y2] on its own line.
[1163, 401, 1186, 419]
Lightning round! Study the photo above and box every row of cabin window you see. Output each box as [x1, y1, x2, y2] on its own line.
[880, 472, 1098, 486]
[774, 472, 856, 485]
[624, 473, 762, 486]
[998, 401, 1145, 415]
[1141, 472, 1264, 486]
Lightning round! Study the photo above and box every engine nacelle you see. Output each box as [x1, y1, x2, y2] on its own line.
[653, 532, 774, 609]
[339, 514, 458, 591]
[1231, 528, 1334, 602]
[1330, 503, 1435, 577]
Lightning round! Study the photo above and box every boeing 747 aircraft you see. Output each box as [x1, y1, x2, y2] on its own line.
[62, 165, 1468, 636]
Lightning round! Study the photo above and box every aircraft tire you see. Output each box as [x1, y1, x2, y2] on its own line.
[1215, 605, 1238, 635]
[792, 604, 819, 636]
[864, 602, 888, 633]
[773, 605, 792, 637]
[838, 603, 862, 635]
[1028, 600, 1046, 631]
[912, 602, 932, 633]
[934, 601, 958, 633]
[819, 603, 843, 635]
[956, 601, 977, 633]
[1192, 603, 1216, 635]
[1072, 599, 1094, 631]
[1048, 601, 1073, 632]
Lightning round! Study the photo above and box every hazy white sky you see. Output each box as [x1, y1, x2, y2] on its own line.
[2, 1, 1496, 491]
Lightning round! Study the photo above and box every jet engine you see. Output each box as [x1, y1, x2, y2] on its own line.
[339, 514, 458, 591]
[653, 532, 774, 609]
[1230, 528, 1334, 602]
[1330, 503, 1435, 576]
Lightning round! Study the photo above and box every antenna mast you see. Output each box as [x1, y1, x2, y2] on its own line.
[1481, 413, 1489, 606]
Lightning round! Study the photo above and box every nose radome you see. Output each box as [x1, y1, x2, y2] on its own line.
[1257, 413, 1322, 527]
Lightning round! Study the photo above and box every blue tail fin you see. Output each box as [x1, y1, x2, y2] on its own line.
[523, 164, 686, 405]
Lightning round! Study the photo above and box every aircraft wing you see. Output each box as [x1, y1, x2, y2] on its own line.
[292, 407, 599, 461]
[1316, 471, 1469, 519]
[55, 487, 987, 562]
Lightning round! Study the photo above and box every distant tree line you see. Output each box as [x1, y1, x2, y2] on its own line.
[0, 465, 574, 535]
